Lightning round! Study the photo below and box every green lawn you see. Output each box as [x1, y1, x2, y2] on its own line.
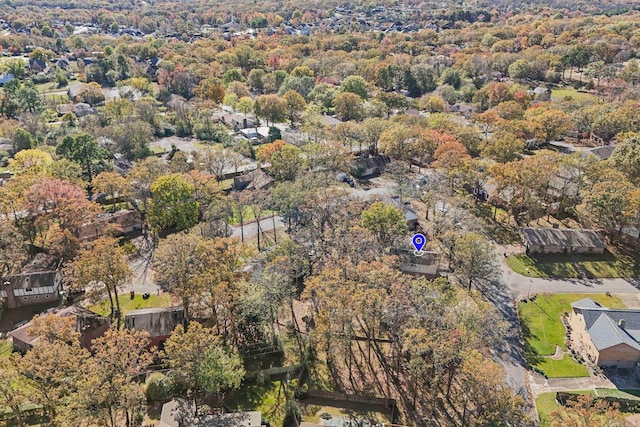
[229, 206, 276, 226]
[537, 389, 640, 426]
[595, 388, 640, 400]
[519, 293, 625, 377]
[0, 340, 13, 358]
[535, 355, 589, 378]
[551, 87, 597, 102]
[88, 294, 172, 317]
[507, 251, 640, 279]
[536, 390, 593, 427]
[226, 381, 289, 425]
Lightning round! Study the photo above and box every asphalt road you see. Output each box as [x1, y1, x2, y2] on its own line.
[491, 245, 640, 408]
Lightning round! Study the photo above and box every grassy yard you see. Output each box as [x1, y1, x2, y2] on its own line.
[551, 87, 597, 102]
[229, 206, 276, 226]
[535, 355, 589, 378]
[518, 293, 625, 377]
[226, 381, 288, 425]
[88, 293, 172, 317]
[469, 202, 521, 245]
[536, 390, 593, 427]
[507, 251, 640, 279]
[595, 388, 640, 400]
[0, 339, 13, 358]
[537, 389, 640, 426]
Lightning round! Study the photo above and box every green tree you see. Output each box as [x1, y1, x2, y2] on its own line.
[16, 82, 43, 113]
[361, 201, 408, 247]
[254, 94, 285, 126]
[333, 92, 363, 121]
[339, 75, 369, 99]
[56, 133, 110, 180]
[375, 92, 408, 117]
[6, 59, 26, 79]
[281, 90, 306, 127]
[11, 128, 35, 151]
[271, 144, 304, 181]
[583, 177, 635, 235]
[162, 322, 244, 403]
[452, 232, 498, 291]
[237, 97, 254, 116]
[611, 136, 640, 184]
[0, 357, 28, 427]
[441, 67, 462, 89]
[148, 173, 199, 232]
[67, 237, 132, 326]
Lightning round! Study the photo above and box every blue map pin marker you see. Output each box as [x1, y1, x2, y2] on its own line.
[412, 233, 426, 253]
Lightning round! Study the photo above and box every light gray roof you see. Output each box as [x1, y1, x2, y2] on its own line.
[160, 400, 262, 427]
[521, 227, 606, 249]
[571, 298, 602, 310]
[587, 313, 640, 352]
[573, 298, 640, 352]
[584, 145, 615, 160]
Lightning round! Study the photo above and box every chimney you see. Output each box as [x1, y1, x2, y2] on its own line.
[619, 319, 626, 329]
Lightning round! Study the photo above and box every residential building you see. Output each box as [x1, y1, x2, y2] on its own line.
[2, 270, 62, 309]
[159, 399, 264, 427]
[78, 210, 143, 242]
[124, 307, 185, 347]
[9, 305, 110, 352]
[233, 169, 274, 191]
[350, 155, 391, 177]
[520, 227, 606, 254]
[569, 298, 640, 368]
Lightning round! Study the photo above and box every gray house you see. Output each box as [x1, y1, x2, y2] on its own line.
[350, 155, 391, 177]
[124, 307, 185, 347]
[1, 270, 62, 308]
[520, 227, 606, 254]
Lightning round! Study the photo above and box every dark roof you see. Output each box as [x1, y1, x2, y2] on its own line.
[521, 227, 606, 249]
[124, 307, 185, 337]
[571, 298, 640, 351]
[7, 271, 59, 290]
[233, 169, 274, 191]
[351, 155, 391, 170]
[9, 305, 108, 347]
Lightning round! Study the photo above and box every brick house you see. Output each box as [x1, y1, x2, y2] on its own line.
[520, 227, 606, 254]
[8, 305, 110, 353]
[569, 298, 640, 369]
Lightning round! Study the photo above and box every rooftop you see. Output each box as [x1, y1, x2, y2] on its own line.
[521, 227, 606, 249]
[571, 298, 640, 351]
[159, 400, 263, 427]
[8, 305, 108, 347]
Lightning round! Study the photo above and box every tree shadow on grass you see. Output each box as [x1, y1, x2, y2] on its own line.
[518, 314, 544, 367]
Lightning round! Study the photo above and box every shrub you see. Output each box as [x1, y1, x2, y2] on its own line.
[145, 372, 172, 403]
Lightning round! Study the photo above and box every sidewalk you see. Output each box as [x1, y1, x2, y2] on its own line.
[529, 371, 616, 396]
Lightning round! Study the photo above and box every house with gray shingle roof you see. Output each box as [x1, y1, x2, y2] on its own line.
[520, 227, 606, 254]
[569, 298, 640, 368]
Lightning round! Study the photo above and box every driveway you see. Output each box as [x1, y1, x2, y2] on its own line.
[490, 245, 640, 408]
[529, 372, 616, 396]
[230, 216, 284, 239]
